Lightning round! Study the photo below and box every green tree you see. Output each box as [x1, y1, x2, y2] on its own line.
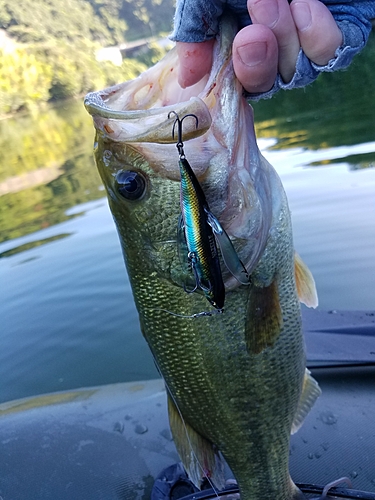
[0, 48, 52, 113]
[118, 0, 174, 40]
[0, 0, 114, 44]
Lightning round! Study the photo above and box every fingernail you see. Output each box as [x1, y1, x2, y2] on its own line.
[237, 42, 267, 67]
[249, 0, 279, 28]
[291, 2, 312, 31]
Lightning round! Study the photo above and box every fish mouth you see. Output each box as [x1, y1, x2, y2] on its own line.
[84, 18, 243, 181]
[83, 66, 212, 147]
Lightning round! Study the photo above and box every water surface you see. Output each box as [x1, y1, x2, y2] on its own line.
[1, 40, 375, 403]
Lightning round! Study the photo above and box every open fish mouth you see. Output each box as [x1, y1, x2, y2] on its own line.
[84, 19, 241, 182]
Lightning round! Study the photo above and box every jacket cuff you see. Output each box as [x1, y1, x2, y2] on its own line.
[246, 18, 368, 101]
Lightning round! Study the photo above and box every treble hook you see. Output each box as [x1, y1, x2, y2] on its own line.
[168, 111, 199, 158]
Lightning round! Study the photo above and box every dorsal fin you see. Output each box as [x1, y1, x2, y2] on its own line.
[167, 393, 225, 490]
[245, 279, 283, 355]
[294, 252, 318, 308]
[291, 369, 321, 434]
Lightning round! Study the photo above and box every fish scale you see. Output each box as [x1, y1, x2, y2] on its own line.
[86, 15, 319, 500]
[135, 262, 304, 500]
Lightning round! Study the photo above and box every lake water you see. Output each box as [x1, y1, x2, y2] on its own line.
[1, 41, 375, 404]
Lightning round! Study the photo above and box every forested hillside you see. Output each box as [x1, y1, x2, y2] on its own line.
[0, 0, 175, 116]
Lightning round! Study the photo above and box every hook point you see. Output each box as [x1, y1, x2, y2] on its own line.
[168, 111, 199, 156]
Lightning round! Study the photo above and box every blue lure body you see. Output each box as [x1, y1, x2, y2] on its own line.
[179, 156, 225, 310]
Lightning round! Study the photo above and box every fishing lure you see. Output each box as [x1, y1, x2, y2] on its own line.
[168, 111, 250, 312]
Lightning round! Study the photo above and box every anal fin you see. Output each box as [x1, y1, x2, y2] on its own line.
[294, 252, 318, 308]
[291, 368, 321, 434]
[167, 393, 225, 490]
[245, 279, 283, 355]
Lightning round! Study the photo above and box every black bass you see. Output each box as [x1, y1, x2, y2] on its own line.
[85, 18, 319, 500]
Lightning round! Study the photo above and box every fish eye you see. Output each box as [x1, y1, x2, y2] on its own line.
[115, 170, 146, 201]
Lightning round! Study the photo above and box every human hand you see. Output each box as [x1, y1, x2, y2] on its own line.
[174, 0, 344, 95]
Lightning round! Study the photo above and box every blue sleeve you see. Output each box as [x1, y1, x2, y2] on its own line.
[170, 0, 375, 100]
[171, 0, 250, 42]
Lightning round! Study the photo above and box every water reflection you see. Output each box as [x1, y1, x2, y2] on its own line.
[0, 233, 72, 258]
[0, 100, 103, 243]
[309, 150, 375, 170]
[253, 32, 375, 154]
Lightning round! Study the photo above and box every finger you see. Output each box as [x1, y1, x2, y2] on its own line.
[176, 40, 215, 88]
[233, 24, 278, 94]
[291, 0, 343, 66]
[247, 0, 300, 82]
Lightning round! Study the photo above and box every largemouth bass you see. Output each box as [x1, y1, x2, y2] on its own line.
[85, 17, 319, 500]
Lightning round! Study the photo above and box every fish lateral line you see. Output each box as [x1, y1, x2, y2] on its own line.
[147, 307, 224, 319]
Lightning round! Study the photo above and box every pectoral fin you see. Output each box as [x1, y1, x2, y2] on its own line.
[245, 279, 283, 355]
[294, 252, 318, 308]
[291, 369, 321, 434]
[167, 393, 225, 490]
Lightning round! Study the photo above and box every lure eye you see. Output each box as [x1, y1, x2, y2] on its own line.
[115, 170, 146, 200]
